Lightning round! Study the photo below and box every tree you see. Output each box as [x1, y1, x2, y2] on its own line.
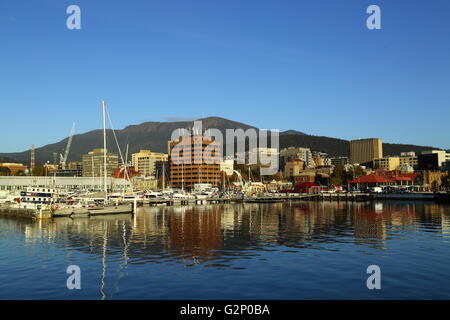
[354, 166, 366, 178]
[0, 167, 11, 176]
[32, 165, 46, 176]
[441, 175, 449, 190]
[15, 170, 26, 176]
[270, 172, 283, 181]
[330, 165, 345, 187]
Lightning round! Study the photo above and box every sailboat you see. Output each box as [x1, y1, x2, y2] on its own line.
[51, 101, 133, 218]
[88, 101, 134, 216]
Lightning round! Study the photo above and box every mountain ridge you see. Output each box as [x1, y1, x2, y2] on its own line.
[0, 116, 442, 165]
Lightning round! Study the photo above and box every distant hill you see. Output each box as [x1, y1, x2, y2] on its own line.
[0, 116, 441, 164]
[280, 130, 307, 136]
[279, 134, 439, 158]
[0, 156, 17, 163]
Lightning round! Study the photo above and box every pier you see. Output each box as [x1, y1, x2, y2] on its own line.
[139, 193, 373, 207]
[2, 192, 449, 220]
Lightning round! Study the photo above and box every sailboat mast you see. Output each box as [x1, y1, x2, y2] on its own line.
[162, 161, 165, 191]
[102, 100, 108, 204]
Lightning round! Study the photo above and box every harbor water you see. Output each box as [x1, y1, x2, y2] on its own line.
[1, 201, 450, 299]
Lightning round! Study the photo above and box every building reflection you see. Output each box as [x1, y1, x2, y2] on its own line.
[4, 201, 450, 264]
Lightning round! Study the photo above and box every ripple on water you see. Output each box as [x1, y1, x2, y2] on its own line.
[1, 201, 450, 299]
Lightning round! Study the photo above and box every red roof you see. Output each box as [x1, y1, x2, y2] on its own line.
[389, 173, 417, 181]
[349, 174, 395, 184]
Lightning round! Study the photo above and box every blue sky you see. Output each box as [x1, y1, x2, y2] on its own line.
[0, 0, 449, 152]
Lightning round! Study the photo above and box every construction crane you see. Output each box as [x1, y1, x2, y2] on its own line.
[60, 122, 76, 170]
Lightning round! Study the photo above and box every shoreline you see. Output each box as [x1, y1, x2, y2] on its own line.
[1, 192, 449, 220]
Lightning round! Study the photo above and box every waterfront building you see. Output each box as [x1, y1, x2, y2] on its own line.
[131, 176, 158, 191]
[418, 153, 440, 171]
[113, 167, 138, 179]
[266, 180, 292, 192]
[0, 176, 130, 193]
[421, 150, 449, 168]
[399, 155, 418, 169]
[248, 147, 279, 165]
[293, 171, 316, 184]
[82, 148, 119, 177]
[322, 157, 332, 166]
[283, 158, 305, 179]
[314, 154, 324, 167]
[0, 163, 27, 175]
[280, 147, 314, 168]
[330, 157, 350, 166]
[421, 171, 448, 190]
[373, 157, 401, 171]
[350, 138, 383, 165]
[168, 134, 222, 189]
[131, 149, 168, 177]
[400, 151, 416, 157]
[54, 161, 83, 177]
[43, 163, 59, 175]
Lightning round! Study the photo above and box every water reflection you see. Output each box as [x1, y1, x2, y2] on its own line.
[2, 201, 450, 299]
[10, 201, 450, 261]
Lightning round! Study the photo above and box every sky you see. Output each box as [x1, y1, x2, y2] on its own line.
[0, 0, 449, 152]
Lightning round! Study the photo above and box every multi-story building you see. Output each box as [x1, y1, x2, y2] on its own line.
[330, 157, 350, 166]
[280, 147, 314, 168]
[131, 149, 168, 177]
[168, 135, 222, 189]
[350, 138, 383, 165]
[0, 176, 130, 192]
[373, 156, 400, 171]
[314, 155, 324, 167]
[82, 148, 119, 177]
[421, 150, 449, 168]
[0, 163, 27, 175]
[131, 176, 158, 191]
[247, 147, 279, 166]
[400, 151, 416, 157]
[293, 171, 316, 184]
[54, 161, 82, 177]
[283, 158, 305, 179]
[399, 155, 418, 168]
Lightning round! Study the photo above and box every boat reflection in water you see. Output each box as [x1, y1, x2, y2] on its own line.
[2, 200, 450, 299]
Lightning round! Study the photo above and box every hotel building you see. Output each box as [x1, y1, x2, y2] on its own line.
[350, 138, 383, 165]
[168, 135, 222, 189]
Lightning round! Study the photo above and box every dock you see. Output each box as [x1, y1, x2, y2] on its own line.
[0, 206, 52, 219]
[2, 192, 448, 220]
[139, 193, 373, 206]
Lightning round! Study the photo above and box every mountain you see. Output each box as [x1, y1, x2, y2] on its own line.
[0, 116, 441, 164]
[279, 133, 439, 157]
[0, 156, 17, 163]
[0, 117, 255, 165]
[280, 130, 307, 136]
